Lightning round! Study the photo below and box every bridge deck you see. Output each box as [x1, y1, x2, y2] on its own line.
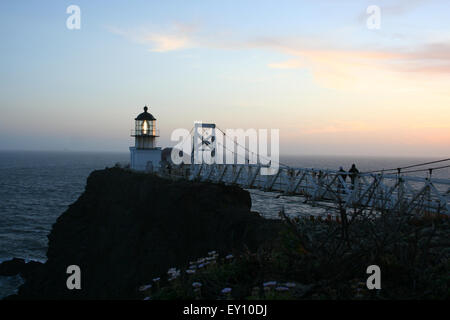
[169, 164, 450, 216]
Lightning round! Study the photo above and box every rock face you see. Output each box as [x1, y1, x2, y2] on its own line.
[0, 258, 42, 280]
[0, 258, 27, 277]
[11, 168, 281, 299]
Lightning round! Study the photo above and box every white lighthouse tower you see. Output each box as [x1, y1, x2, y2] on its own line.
[129, 106, 162, 171]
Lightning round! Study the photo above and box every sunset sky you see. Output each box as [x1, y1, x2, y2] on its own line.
[0, 0, 449, 156]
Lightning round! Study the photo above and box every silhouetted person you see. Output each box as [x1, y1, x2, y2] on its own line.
[337, 166, 347, 193]
[317, 170, 323, 188]
[349, 163, 359, 188]
[338, 166, 347, 181]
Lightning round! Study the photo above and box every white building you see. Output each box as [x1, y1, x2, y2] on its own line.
[129, 106, 162, 171]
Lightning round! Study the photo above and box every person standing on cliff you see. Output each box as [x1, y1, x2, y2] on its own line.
[348, 164, 359, 189]
[338, 166, 347, 181]
[337, 166, 347, 193]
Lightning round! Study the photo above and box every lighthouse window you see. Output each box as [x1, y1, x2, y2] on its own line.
[142, 120, 149, 135]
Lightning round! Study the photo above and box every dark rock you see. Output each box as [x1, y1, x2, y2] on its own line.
[0, 258, 26, 276]
[20, 261, 43, 281]
[13, 168, 282, 300]
[0, 258, 43, 281]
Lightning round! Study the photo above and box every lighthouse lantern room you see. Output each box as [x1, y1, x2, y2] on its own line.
[129, 106, 162, 171]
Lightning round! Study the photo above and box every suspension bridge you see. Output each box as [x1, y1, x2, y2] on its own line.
[164, 123, 450, 216]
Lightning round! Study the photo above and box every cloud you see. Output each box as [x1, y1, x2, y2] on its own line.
[107, 21, 450, 89]
[140, 33, 191, 52]
[263, 40, 450, 88]
[413, 42, 450, 60]
[217, 35, 450, 81]
[107, 23, 195, 52]
[383, 42, 450, 75]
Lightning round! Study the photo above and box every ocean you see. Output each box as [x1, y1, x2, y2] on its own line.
[0, 151, 449, 297]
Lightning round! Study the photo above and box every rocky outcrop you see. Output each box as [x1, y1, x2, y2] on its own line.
[9, 168, 281, 300]
[0, 258, 42, 280]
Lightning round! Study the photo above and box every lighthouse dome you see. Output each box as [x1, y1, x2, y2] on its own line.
[135, 106, 156, 121]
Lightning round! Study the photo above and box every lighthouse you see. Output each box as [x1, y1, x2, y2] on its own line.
[129, 106, 162, 171]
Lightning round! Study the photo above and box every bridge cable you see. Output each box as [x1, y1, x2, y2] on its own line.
[361, 158, 450, 174]
[387, 164, 450, 175]
[194, 125, 449, 177]
[216, 126, 291, 168]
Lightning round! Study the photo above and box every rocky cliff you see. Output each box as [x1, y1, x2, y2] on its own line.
[7, 168, 281, 299]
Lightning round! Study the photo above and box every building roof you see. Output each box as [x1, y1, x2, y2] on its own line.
[135, 106, 156, 121]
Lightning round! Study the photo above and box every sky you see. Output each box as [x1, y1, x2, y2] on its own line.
[0, 0, 449, 157]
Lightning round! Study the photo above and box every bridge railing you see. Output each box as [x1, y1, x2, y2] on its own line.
[176, 163, 449, 216]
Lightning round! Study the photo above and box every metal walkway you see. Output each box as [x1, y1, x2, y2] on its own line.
[177, 163, 450, 216]
[164, 122, 450, 216]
